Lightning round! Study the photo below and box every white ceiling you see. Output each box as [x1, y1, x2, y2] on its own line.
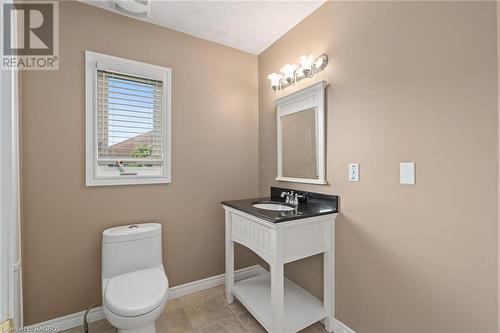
[82, 1, 325, 55]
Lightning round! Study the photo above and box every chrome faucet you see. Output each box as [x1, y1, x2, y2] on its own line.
[281, 190, 294, 204]
[280, 191, 303, 208]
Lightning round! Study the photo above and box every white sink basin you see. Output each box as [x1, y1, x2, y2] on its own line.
[252, 202, 295, 212]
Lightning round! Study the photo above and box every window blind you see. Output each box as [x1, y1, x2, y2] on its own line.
[97, 70, 163, 165]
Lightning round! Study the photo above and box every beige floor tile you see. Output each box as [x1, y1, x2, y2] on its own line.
[97, 327, 118, 333]
[184, 294, 234, 329]
[237, 312, 266, 333]
[196, 316, 247, 333]
[213, 285, 247, 316]
[165, 297, 182, 313]
[228, 299, 247, 316]
[61, 319, 116, 333]
[178, 288, 218, 307]
[298, 322, 327, 333]
[60, 286, 330, 333]
[213, 284, 225, 296]
[88, 319, 115, 332]
[60, 327, 82, 333]
[156, 307, 194, 333]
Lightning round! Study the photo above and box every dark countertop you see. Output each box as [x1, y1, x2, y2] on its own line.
[221, 187, 338, 223]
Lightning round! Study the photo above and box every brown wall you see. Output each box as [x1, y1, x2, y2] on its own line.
[21, 2, 260, 324]
[258, 2, 498, 333]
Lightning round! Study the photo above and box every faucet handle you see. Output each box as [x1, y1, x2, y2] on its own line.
[280, 191, 289, 203]
[293, 192, 301, 205]
[294, 192, 307, 205]
[280, 191, 294, 204]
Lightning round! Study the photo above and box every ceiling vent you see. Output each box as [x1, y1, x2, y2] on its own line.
[113, 0, 151, 17]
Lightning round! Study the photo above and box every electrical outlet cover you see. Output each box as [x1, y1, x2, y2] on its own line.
[400, 162, 415, 185]
[349, 163, 359, 182]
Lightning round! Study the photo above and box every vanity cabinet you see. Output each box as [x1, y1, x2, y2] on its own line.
[223, 206, 337, 333]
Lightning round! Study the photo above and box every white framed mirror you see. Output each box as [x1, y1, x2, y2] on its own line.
[276, 81, 327, 184]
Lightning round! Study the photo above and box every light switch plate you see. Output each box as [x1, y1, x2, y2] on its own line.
[400, 162, 415, 185]
[349, 163, 359, 182]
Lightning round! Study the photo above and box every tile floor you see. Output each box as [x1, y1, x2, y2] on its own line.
[63, 284, 327, 333]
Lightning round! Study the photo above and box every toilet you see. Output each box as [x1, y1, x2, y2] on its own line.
[102, 223, 168, 333]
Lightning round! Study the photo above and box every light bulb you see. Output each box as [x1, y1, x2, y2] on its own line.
[298, 54, 315, 74]
[314, 56, 324, 69]
[280, 64, 298, 81]
[267, 73, 282, 87]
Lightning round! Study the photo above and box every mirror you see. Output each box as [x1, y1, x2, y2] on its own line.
[276, 81, 326, 184]
[281, 108, 317, 179]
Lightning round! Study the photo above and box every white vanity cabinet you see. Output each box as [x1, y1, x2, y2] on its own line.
[223, 205, 337, 333]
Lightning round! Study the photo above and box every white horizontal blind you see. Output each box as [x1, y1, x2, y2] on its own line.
[97, 70, 163, 166]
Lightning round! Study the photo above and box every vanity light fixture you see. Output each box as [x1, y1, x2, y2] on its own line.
[267, 53, 328, 91]
[314, 56, 325, 69]
[298, 54, 315, 75]
[267, 73, 282, 89]
[280, 64, 299, 83]
[113, 0, 151, 17]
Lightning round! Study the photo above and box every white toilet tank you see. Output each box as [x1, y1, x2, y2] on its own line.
[102, 223, 163, 279]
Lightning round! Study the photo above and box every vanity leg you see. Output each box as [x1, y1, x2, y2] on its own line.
[323, 222, 335, 332]
[225, 211, 234, 304]
[270, 230, 284, 333]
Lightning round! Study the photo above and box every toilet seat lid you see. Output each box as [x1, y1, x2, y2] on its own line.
[104, 267, 169, 317]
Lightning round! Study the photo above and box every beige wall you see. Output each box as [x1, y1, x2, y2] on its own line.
[20, 1, 500, 330]
[21, 2, 260, 324]
[259, 2, 498, 333]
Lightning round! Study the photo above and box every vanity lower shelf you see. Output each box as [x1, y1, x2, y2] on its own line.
[232, 273, 327, 333]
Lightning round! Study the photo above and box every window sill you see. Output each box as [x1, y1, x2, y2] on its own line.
[85, 175, 171, 187]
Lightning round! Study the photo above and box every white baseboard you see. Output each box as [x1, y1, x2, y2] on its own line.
[25, 265, 357, 333]
[24, 265, 266, 332]
[24, 306, 106, 333]
[332, 318, 357, 333]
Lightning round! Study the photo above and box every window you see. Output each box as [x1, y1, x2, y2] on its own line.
[85, 51, 171, 186]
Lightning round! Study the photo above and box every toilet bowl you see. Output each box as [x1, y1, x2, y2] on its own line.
[102, 223, 168, 333]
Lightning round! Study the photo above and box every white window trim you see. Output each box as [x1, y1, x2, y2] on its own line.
[85, 51, 171, 186]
